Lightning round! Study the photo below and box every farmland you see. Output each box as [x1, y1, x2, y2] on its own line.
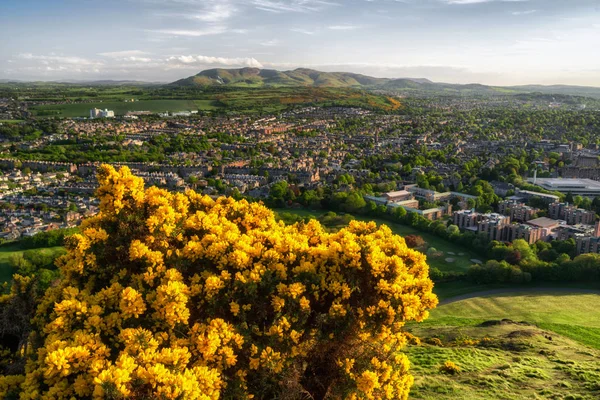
[30, 99, 208, 117]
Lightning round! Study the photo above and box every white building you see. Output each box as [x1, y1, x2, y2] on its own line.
[90, 108, 115, 119]
[528, 178, 600, 198]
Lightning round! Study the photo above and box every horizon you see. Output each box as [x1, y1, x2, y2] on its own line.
[4, 66, 600, 89]
[1, 0, 599, 86]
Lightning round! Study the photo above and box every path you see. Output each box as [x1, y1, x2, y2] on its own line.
[439, 287, 600, 306]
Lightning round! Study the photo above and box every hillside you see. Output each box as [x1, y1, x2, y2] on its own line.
[170, 68, 600, 98]
[406, 291, 600, 399]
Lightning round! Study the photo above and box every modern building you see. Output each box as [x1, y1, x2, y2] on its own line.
[90, 108, 115, 119]
[477, 213, 510, 242]
[404, 204, 452, 221]
[453, 210, 510, 241]
[384, 190, 413, 203]
[453, 209, 481, 231]
[506, 224, 545, 244]
[548, 202, 596, 225]
[498, 200, 538, 222]
[526, 217, 561, 231]
[513, 188, 560, 204]
[528, 178, 600, 198]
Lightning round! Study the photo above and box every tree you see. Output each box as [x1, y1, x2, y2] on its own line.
[394, 206, 407, 220]
[1, 165, 437, 400]
[446, 224, 460, 237]
[404, 234, 426, 249]
[342, 192, 367, 213]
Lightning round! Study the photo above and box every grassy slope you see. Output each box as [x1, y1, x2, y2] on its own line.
[406, 321, 600, 400]
[425, 292, 600, 350]
[0, 243, 63, 283]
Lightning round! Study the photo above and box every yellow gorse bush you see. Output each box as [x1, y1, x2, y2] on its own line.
[7, 165, 437, 399]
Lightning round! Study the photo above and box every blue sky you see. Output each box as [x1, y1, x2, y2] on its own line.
[1, 0, 599, 85]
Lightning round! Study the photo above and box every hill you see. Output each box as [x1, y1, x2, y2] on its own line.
[405, 291, 600, 399]
[170, 67, 600, 98]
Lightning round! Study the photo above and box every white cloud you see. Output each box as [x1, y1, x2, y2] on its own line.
[189, 2, 236, 22]
[260, 39, 281, 46]
[328, 25, 359, 30]
[18, 53, 102, 66]
[137, 0, 237, 22]
[441, 0, 529, 4]
[98, 50, 149, 58]
[512, 9, 536, 15]
[166, 55, 264, 68]
[251, 0, 338, 13]
[290, 28, 316, 35]
[148, 27, 227, 36]
[98, 50, 152, 62]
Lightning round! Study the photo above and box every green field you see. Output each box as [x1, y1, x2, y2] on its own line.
[425, 291, 600, 350]
[0, 243, 63, 283]
[0, 119, 24, 124]
[30, 99, 216, 117]
[274, 208, 483, 273]
[405, 291, 600, 399]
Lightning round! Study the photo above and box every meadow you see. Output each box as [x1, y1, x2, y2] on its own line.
[30, 99, 211, 117]
[17, 84, 402, 117]
[405, 291, 600, 399]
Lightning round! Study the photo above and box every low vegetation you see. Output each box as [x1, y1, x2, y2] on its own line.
[406, 320, 600, 400]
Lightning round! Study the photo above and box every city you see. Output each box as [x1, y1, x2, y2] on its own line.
[1, 0, 600, 399]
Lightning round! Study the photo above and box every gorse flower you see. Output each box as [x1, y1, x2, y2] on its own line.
[5, 165, 437, 399]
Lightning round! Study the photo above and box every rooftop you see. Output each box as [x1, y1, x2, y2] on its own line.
[527, 217, 560, 229]
[528, 178, 600, 192]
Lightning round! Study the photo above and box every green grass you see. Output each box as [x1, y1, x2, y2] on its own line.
[0, 243, 63, 283]
[193, 99, 222, 110]
[0, 119, 24, 124]
[30, 100, 209, 117]
[274, 208, 483, 273]
[427, 292, 600, 349]
[405, 323, 600, 399]
[406, 292, 600, 399]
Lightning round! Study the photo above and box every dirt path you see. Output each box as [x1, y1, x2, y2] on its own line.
[440, 287, 600, 306]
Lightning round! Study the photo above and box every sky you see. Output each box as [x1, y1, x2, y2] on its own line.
[1, 0, 599, 86]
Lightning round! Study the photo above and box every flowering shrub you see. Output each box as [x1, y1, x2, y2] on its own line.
[4, 165, 437, 399]
[439, 361, 461, 375]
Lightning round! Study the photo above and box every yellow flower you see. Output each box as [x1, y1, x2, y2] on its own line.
[119, 287, 146, 318]
[230, 301, 240, 316]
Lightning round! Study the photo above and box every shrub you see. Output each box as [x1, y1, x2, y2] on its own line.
[4, 165, 438, 400]
[405, 234, 426, 249]
[439, 361, 461, 375]
[426, 337, 444, 347]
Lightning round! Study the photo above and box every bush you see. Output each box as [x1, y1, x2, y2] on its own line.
[405, 234, 426, 249]
[439, 361, 461, 375]
[5, 165, 438, 400]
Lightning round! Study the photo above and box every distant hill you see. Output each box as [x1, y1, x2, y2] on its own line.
[170, 68, 600, 98]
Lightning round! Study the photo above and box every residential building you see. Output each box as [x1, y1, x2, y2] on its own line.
[498, 200, 538, 222]
[548, 202, 596, 225]
[477, 213, 510, 242]
[384, 190, 413, 203]
[506, 224, 545, 244]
